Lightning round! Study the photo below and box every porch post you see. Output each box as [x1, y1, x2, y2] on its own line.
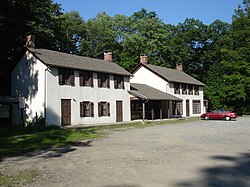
[160, 101, 163, 120]
[142, 101, 145, 121]
[175, 101, 177, 118]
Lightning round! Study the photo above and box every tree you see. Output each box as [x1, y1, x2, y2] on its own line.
[205, 0, 250, 114]
[0, 0, 62, 95]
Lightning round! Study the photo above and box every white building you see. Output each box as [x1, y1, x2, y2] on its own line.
[12, 48, 131, 126]
[130, 55, 205, 120]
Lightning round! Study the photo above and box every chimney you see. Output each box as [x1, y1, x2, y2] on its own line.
[176, 64, 183, 71]
[104, 51, 112, 62]
[140, 55, 148, 64]
[25, 34, 35, 48]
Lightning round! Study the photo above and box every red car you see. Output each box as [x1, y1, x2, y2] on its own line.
[201, 109, 237, 121]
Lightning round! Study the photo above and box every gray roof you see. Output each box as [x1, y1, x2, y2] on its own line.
[136, 64, 204, 86]
[28, 48, 131, 76]
[130, 83, 182, 101]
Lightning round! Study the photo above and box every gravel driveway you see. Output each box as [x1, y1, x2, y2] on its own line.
[1, 117, 250, 187]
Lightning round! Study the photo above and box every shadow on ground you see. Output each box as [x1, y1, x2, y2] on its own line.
[175, 151, 250, 187]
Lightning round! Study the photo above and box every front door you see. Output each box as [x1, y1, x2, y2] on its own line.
[186, 99, 190, 117]
[61, 99, 71, 126]
[116, 101, 123, 122]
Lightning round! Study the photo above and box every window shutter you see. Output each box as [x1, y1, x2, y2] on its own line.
[90, 73, 94, 87]
[121, 79, 124, 89]
[98, 76, 101, 88]
[70, 70, 75, 86]
[114, 78, 118, 89]
[98, 102, 101, 117]
[107, 75, 110, 88]
[80, 102, 83, 117]
[79, 71, 84, 86]
[90, 102, 94, 117]
[58, 69, 63, 85]
[107, 102, 110, 116]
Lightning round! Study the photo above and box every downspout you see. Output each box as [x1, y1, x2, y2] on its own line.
[44, 66, 50, 124]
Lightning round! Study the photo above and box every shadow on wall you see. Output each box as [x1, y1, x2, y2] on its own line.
[175, 152, 250, 187]
[46, 106, 61, 126]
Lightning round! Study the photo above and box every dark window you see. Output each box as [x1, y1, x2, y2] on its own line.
[182, 84, 187, 95]
[58, 68, 75, 86]
[114, 75, 124, 89]
[193, 100, 201, 114]
[172, 101, 183, 115]
[174, 83, 180, 94]
[98, 102, 110, 117]
[194, 85, 199, 95]
[188, 85, 193, 95]
[80, 101, 94, 117]
[79, 71, 93, 87]
[98, 73, 110, 88]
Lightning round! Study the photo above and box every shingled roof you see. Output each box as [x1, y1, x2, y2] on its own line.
[27, 48, 131, 77]
[133, 63, 204, 86]
[130, 83, 182, 101]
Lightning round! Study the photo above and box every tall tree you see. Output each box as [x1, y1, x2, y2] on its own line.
[205, 0, 250, 114]
[0, 0, 62, 94]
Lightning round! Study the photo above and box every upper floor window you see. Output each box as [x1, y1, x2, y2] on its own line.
[98, 101, 110, 117]
[79, 71, 93, 87]
[98, 73, 110, 88]
[182, 84, 188, 95]
[188, 85, 193, 95]
[58, 68, 75, 86]
[194, 85, 199, 95]
[80, 101, 94, 117]
[114, 75, 124, 89]
[174, 83, 180, 94]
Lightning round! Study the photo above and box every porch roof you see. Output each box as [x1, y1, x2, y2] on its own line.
[130, 83, 182, 101]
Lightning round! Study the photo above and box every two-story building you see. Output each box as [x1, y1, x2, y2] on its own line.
[130, 55, 205, 120]
[12, 47, 131, 126]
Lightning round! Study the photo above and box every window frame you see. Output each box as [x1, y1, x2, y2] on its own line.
[114, 75, 124, 89]
[98, 101, 110, 117]
[79, 71, 93, 87]
[174, 83, 180, 94]
[193, 100, 201, 114]
[80, 101, 94, 117]
[58, 68, 75, 86]
[98, 73, 110, 88]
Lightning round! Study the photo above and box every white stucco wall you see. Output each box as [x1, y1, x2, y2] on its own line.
[131, 66, 204, 117]
[46, 67, 131, 126]
[11, 51, 46, 125]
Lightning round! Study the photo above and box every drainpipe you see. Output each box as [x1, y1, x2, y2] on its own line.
[44, 66, 50, 124]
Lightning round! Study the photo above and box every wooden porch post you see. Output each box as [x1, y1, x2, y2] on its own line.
[142, 102, 145, 121]
[160, 101, 163, 120]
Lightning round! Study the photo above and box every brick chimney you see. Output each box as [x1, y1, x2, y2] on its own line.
[25, 34, 35, 48]
[140, 55, 148, 64]
[104, 51, 112, 62]
[176, 64, 183, 71]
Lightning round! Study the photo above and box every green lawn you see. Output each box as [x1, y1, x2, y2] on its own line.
[0, 118, 198, 186]
[0, 117, 198, 158]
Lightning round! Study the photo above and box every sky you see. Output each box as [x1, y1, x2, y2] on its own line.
[54, 0, 243, 25]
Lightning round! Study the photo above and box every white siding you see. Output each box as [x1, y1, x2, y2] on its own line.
[131, 65, 204, 117]
[46, 68, 131, 125]
[11, 51, 47, 125]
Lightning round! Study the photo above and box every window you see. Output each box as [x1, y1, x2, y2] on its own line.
[193, 100, 201, 114]
[98, 102, 110, 117]
[188, 85, 193, 95]
[79, 71, 93, 87]
[182, 84, 187, 95]
[194, 85, 199, 95]
[98, 73, 110, 88]
[80, 101, 94, 117]
[58, 68, 75, 86]
[172, 101, 183, 115]
[174, 83, 180, 94]
[114, 75, 124, 89]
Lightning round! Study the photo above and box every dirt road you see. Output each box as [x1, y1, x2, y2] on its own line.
[1, 117, 250, 187]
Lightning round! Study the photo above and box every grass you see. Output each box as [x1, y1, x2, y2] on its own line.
[0, 117, 198, 186]
[0, 170, 39, 186]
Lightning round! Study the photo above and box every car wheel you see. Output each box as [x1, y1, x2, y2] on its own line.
[205, 116, 209, 120]
[225, 116, 231, 121]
